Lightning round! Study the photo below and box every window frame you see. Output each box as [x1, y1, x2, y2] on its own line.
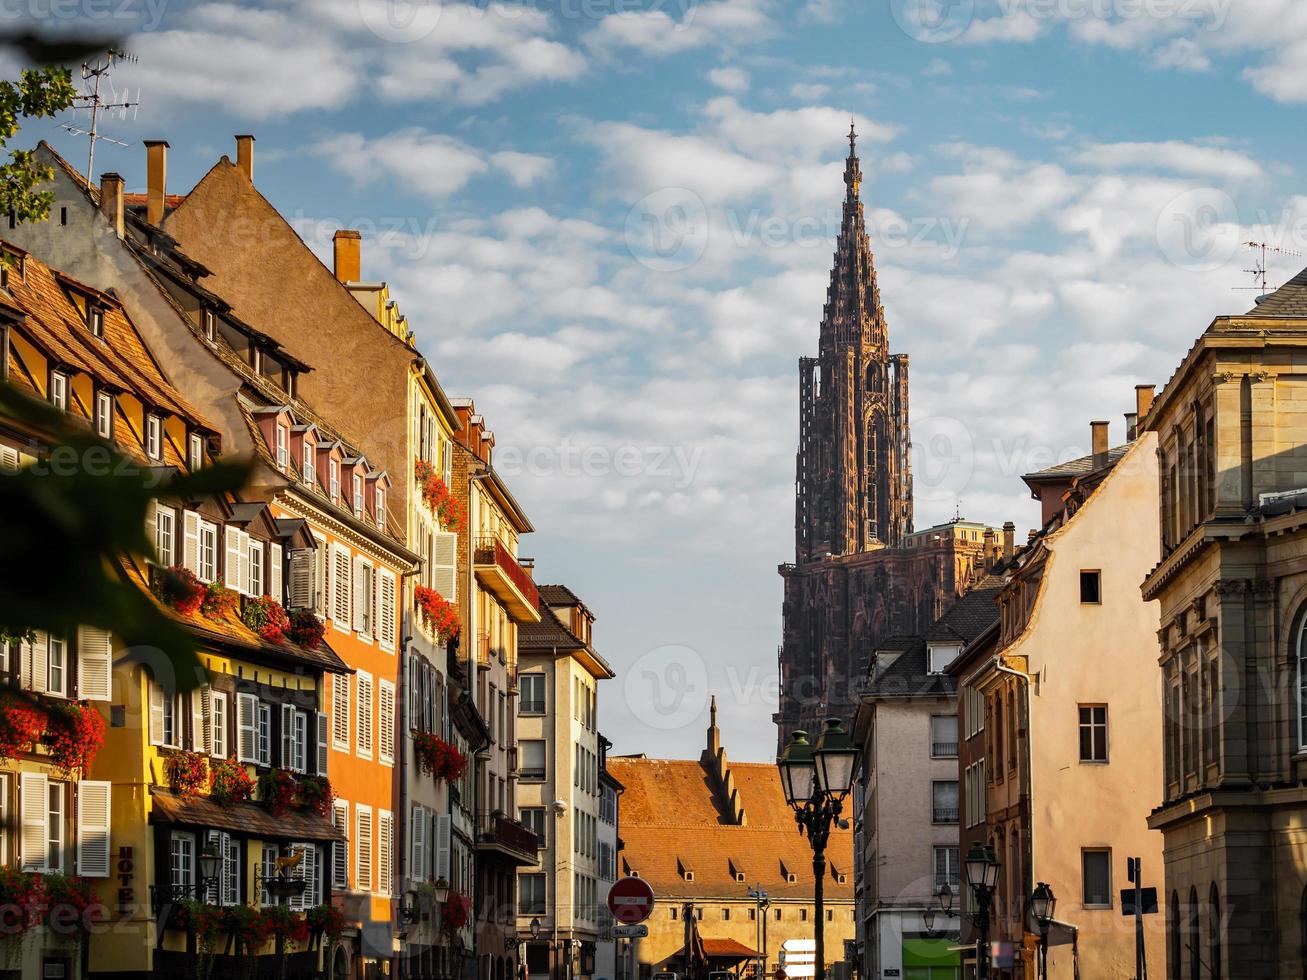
[49, 370, 68, 411]
[1079, 704, 1109, 763]
[1080, 569, 1102, 605]
[520, 674, 546, 714]
[145, 413, 162, 461]
[1081, 848, 1113, 909]
[95, 390, 113, 440]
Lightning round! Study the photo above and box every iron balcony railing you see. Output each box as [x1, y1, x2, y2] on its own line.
[473, 536, 539, 610]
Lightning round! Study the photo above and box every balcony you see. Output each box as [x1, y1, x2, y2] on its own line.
[473, 537, 541, 623]
[477, 810, 540, 866]
[931, 741, 958, 758]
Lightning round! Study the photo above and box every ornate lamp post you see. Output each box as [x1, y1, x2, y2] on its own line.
[922, 884, 954, 938]
[778, 720, 857, 980]
[1029, 882, 1056, 979]
[964, 843, 1000, 980]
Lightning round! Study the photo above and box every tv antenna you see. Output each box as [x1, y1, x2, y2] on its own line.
[1239, 240, 1303, 304]
[60, 49, 139, 179]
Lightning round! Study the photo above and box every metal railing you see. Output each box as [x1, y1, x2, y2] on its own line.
[473, 536, 539, 609]
[932, 741, 958, 758]
[932, 807, 959, 823]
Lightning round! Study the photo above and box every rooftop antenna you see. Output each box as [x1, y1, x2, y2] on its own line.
[60, 49, 139, 179]
[1238, 240, 1303, 305]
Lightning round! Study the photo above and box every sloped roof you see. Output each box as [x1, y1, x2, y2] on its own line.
[520, 600, 586, 651]
[1023, 446, 1130, 482]
[151, 787, 342, 842]
[1247, 265, 1307, 317]
[538, 584, 583, 606]
[608, 757, 854, 901]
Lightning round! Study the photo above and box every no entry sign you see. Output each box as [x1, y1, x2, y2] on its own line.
[607, 877, 655, 924]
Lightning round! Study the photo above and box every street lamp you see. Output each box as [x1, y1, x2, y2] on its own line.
[747, 886, 770, 980]
[198, 844, 221, 890]
[777, 720, 856, 980]
[922, 884, 954, 938]
[531, 917, 542, 941]
[1029, 883, 1056, 979]
[964, 843, 1000, 980]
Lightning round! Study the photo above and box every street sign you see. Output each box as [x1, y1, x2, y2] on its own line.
[613, 925, 649, 938]
[780, 940, 815, 978]
[1121, 887, 1159, 916]
[607, 878, 656, 924]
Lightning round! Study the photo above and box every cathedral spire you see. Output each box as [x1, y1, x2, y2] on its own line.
[844, 119, 862, 202]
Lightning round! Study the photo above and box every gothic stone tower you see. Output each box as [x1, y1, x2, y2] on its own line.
[776, 129, 978, 751]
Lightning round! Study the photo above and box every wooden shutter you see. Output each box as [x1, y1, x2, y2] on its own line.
[379, 681, 395, 766]
[20, 772, 48, 872]
[23, 631, 48, 694]
[356, 808, 373, 892]
[183, 510, 200, 574]
[434, 812, 451, 881]
[410, 805, 426, 882]
[357, 674, 373, 757]
[379, 571, 397, 652]
[281, 703, 294, 769]
[288, 550, 313, 609]
[352, 558, 367, 633]
[315, 711, 328, 775]
[237, 693, 257, 763]
[332, 801, 348, 889]
[76, 626, 112, 701]
[76, 780, 111, 877]
[224, 526, 242, 589]
[431, 531, 457, 601]
[192, 686, 208, 753]
[332, 673, 349, 749]
[145, 500, 158, 562]
[223, 833, 239, 905]
[270, 543, 283, 603]
[239, 531, 252, 595]
[148, 681, 165, 747]
[333, 545, 352, 627]
[378, 812, 393, 896]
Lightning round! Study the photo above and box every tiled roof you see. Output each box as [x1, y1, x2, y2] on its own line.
[1023, 446, 1130, 481]
[519, 600, 586, 652]
[538, 584, 582, 606]
[675, 938, 758, 960]
[1247, 265, 1307, 317]
[151, 787, 343, 842]
[607, 757, 854, 901]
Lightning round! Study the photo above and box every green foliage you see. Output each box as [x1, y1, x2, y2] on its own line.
[0, 66, 76, 224]
[0, 384, 250, 688]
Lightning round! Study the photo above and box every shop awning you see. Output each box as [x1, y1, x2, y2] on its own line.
[151, 788, 343, 842]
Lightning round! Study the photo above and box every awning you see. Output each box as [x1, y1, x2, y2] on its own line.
[673, 939, 759, 961]
[151, 788, 343, 842]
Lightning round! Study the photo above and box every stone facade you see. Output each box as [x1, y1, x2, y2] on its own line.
[1142, 270, 1307, 979]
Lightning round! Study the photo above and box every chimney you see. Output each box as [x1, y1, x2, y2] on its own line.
[234, 134, 255, 182]
[982, 528, 996, 570]
[333, 229, 361, 283]
[144, 140, 168, 227]
[1091, 420, 1110, 468]
[1028, 529, 1038, 545]
[1135, 384, 1155, 425]
[1125, 412, 1138, 441]
[1002, 521, 1015, 560]
[98, 172, 124, 239]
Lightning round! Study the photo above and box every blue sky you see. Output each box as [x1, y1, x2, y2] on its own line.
[23, 0, 1307, 761]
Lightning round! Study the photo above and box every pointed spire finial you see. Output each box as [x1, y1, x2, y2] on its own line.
[710, 694, 718, 728]
[848, 116, 857, 155]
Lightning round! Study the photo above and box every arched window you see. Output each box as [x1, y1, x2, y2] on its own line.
[1189, 887, 1200, 980]
[1209, 884, 1221, 980]
[1298, 616, 1307, 750]
[1169, 891, 1181, 979]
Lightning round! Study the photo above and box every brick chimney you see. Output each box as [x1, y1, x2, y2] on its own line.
[144, 140, 168, 227]
[1091, 420, 1110, 468]
[983, 527, 996, 569]
[99, 172, 124, 239]
[235, 134, 255, 182]
[1002, 521, 1015, 560]
[333, 229, 361, 283]
[1125, 412, 1138, 441]
[1135, 385, 1155, 426]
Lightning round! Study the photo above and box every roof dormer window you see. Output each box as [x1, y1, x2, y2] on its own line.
[95, 390, 113, 440]
[303, 439, 316, 487]
[49, 370, 67, 411]
[189, 432, 204, 471]
[329, 459, 339, 504]
[276, 424, 288, 471]
[202, 309, 215, 341]
[353, 472, 363, 517]
[375, 486, 385, 530]
[89, 308, 104, 339]
[145, 414, 162, 461]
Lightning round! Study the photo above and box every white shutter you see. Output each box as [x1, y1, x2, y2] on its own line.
[434, 812, 451, 881]
[315, 711, 328, 775]
[332, 801, 349, 889]
[431, 531, 458, 601]
[239, 531, 252, 595]
[378, 811, 393, 897]
[20, 772, 49, 872]
[356, 674, 373, 758]
[352, 558, 367, 633]
[411, 805, 426, 882]
[379, 681, 395, 766]
[76, 780, 111, 877]
[291, 843, 316, 910]
[24, 631, 48, 694]
[224, 526, 242, 589]
[223, 833, 239, 905]
[288, 550, 312, 609]
[76, 626, 112, 701]
[281, 703, 294, 769]
[237, 693, 257, 763]
[183, 511, 200, 574]
[356, 807, 373, 892]
[148, 681, 165, 747]
[270, 543, 283, 603]
[333, 545, 352, 629]
[145, 500, 158, 562]
[192, 686, 208, 753]
[332, 673, 349, 750]
[379, 571, 397, 652]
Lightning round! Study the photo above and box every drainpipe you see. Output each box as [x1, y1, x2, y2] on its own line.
[467, 466, 490, 980]
[994, 661, 1035, 912]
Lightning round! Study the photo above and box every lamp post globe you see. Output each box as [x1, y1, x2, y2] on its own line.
[1030, 882, 1056, 928]
[778, 730, 816, 807]
[813, 718, 857, 799]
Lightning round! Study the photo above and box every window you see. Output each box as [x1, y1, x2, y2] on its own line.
[519, 873, 546, 914]
[47, 781, 65, 872]
[47, 635, 65, 696]
[276, 424, 288, 470]
[291, 710, 308, 773]
[203, 309, 216, 341]
[1080, 570, 1101, 604]
[188, 432, 204, 470]
[521, 807, 546, 849]
[257, 703, 271, 766]
[520, 740, 546, 780]
[1079, 705, 1108, 762]
[520, 674, 546, 714]
[95, 391, 113, 439]
[375, 486, 385, 528]
[170, 833, 195, 891]
[303, 440, 316, 486]
[160, 689, 181, 748]
[211, 692, 228, 759]
[930, 715, 958, 758]
[928, 644, 958, 674]
[934, 846, 959, 889]
[198, 519, 218, 583]
[49, 371, 67, 411]
[931, 780, 958, 823]
[155, 506, 175, 567]
[89, 308, 104, 338]
[329, 459, 339, 503]
[353, 473, 363, 516]
[356, 672, 374, 759]
[261, 844, 279, 906]
[1082, 849, 1112, 907]
[145, 414, 161, 460]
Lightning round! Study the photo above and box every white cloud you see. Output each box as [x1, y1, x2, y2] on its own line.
[491, 152, 555, 188]
[1070, 141, 1264, 181]
[1152, 37, 1211, 71]
[708, 67, 751, 93]
[922, 57, 953, 77]
[313, 130, 489, 199]
[789, 82, 830, 100]
[584, 0, 773, 57]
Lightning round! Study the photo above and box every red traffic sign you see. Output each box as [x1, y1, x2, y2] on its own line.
[607, 877, 655, 924]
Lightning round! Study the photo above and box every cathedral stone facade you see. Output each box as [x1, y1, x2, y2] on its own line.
[776, 129, 994, 749]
